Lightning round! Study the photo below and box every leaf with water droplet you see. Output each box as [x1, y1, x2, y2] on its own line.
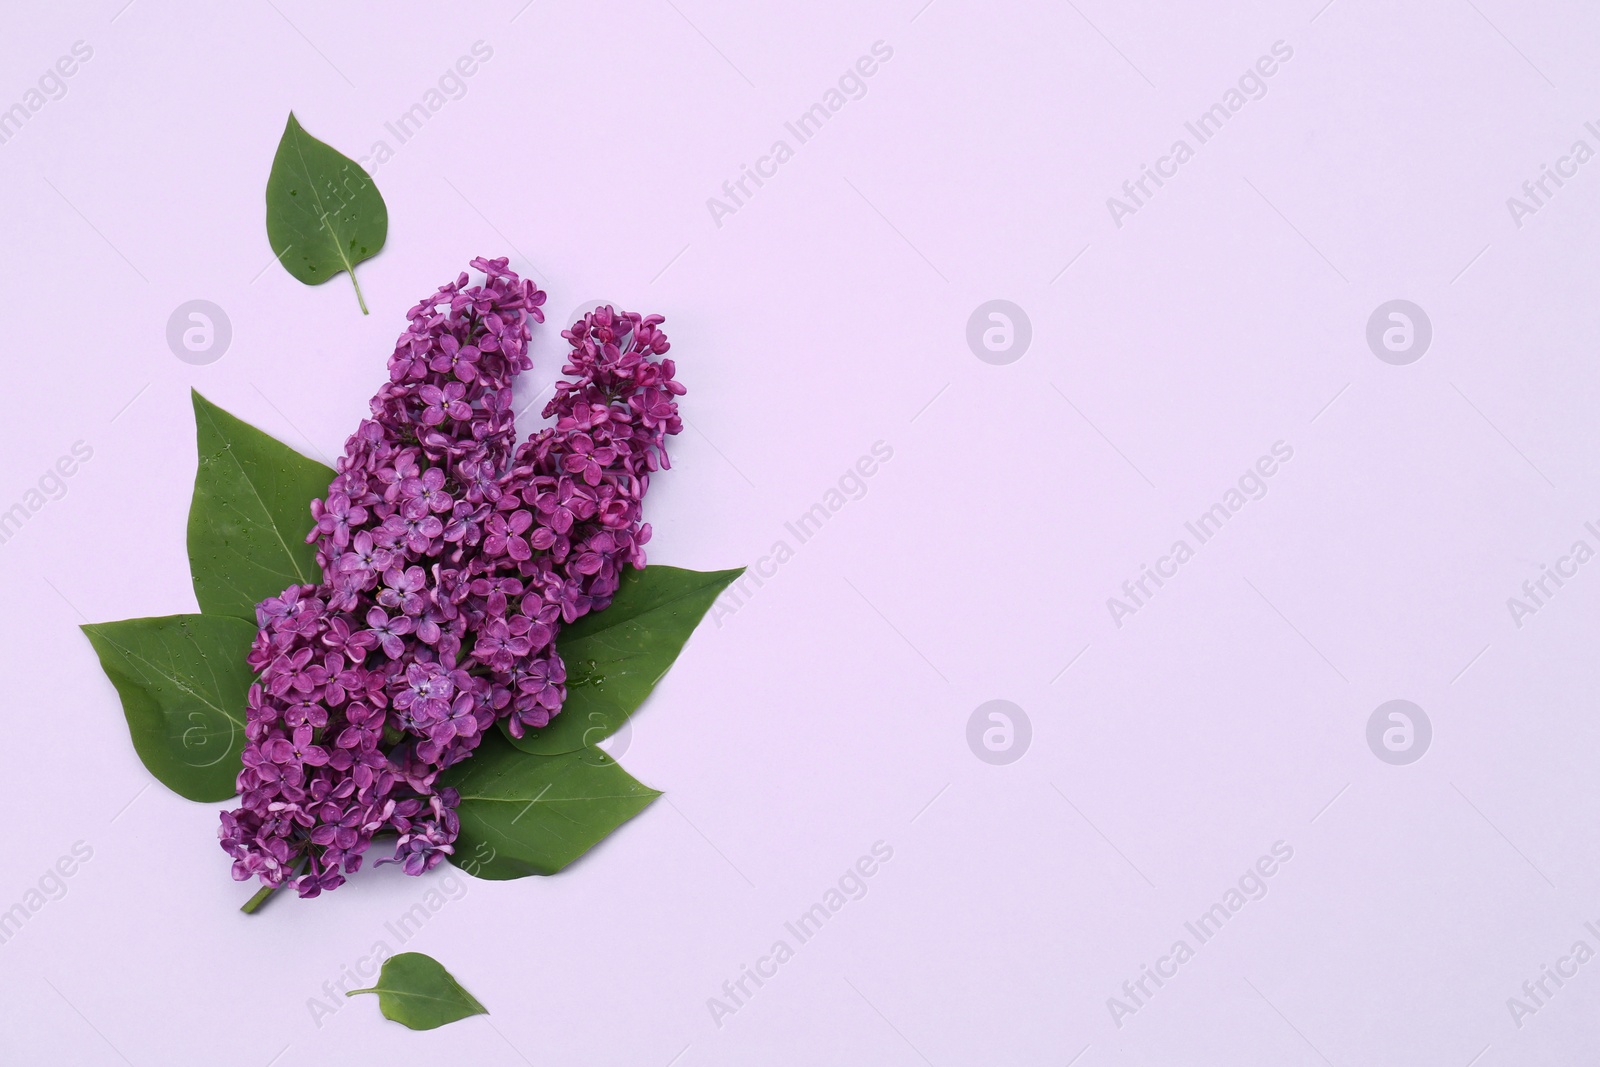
[505, 565, 744, 754]
[187, 390, 333, 620]
[81, 614, 256, 802]
[444, 731, 660, 878]
[265, 111, 387, 314]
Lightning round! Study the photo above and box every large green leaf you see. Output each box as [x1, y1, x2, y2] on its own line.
[505, 565, 744, 755]
[265, 111, 388, 314]
[81, 614, 257, 802]
[346, 953, 487, 1031]
[444, 731, 660, 879]
[187, 390, 333, 621]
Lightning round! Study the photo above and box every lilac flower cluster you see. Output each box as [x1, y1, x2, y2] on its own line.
[219, 257, 684, 896]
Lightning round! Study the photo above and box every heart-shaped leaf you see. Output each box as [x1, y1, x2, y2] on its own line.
[505, 565, 744, 755]
[444, 731, 660, 879]
[265, 111, 388, 314]
[81, 614, 257, 802]
[187, 390, 333, 621]
[346, 952, 487, 1030]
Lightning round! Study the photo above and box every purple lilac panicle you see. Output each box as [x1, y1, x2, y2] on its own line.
[219, 258, 683, 896]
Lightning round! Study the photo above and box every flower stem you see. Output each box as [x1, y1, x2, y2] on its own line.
[240, 884, 279, 914]
[240, 856, 307, 915]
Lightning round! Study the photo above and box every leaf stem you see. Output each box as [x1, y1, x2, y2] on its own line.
[350, 269, 369, 315]
[345, 986, 378, 997]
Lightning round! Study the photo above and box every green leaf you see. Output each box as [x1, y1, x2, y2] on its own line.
[444, 731, 661, 879]
[505, 565, 744, 755]
[187, 390, 333, 621]
[265, 111, 388, 314]
[346, 953, 487, 1031]
[81, 614, 257, 802]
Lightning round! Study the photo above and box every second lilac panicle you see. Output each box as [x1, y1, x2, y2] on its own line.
[219, 257, 684, 897]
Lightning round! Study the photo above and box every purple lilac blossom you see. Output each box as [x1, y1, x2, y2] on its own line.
[219, 258, 684, 897]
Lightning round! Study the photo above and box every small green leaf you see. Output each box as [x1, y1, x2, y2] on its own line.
[346, 952, 487, 1030]
[187, 390, 333, 621]
[445, 731, 661, 879]
[81, 614, 257, 802]
[505, 565, 744, 755]
[265, 111, 388, 313]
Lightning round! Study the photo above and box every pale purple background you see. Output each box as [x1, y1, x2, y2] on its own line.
[3, 0, 1600, 1063]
